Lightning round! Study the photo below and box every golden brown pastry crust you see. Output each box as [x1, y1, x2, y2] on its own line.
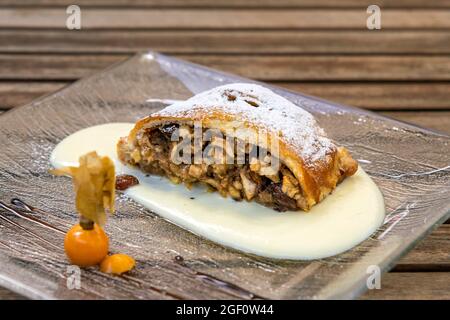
[118, 84, 357, 211]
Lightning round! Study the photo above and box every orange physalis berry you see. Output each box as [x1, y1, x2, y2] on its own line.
[64, 223, 109, 267]
[100, 254, 135, 275]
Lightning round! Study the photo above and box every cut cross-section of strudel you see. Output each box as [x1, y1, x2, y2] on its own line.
[117, 83, 358, 212]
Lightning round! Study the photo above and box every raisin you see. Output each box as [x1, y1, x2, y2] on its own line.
[265, 182, 298, 212]
[115, 174, 139, 191]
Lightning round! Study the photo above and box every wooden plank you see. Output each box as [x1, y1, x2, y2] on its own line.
[1, 272, 449, 300]
[0, 81, 66, 109]
[2, 81, 450, 111]
[0, 54, 449, 81]
[394, 225, 450, 270]
[1, 30, 449, 54]
[0, 9, 449, 30]
[1, 0, 449, 9]
[0, 54, 124, 80]
[361, 272, 450, 299]
[0, 287, 25, 300]
[183, 55, 450, 81]
[282, 83, 450, 110]
[1, 271, 449, 300]
[380, 111, 450, 134]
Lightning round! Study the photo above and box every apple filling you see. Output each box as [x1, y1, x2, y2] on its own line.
[118, 123, 314, 212]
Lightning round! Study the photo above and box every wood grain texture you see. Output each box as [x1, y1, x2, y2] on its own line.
[380, 111, 450, 135]
[2, 272, 450, 300]
[1, 0, 449, 8]
[395, 225, 450, 270]
[0, 81, 66, 109]
[0, 54, 124, 80]
[0, 287, 25, 300]
[281, 83, 450, 110]
[2, 81, 450, 111]
[0, 0, 449, 301]
[0, 54, 449, 81]
[2, 96, 441, 138]
[0, 60, 448, 300]
[361, 272, 450, 299]
[0, 9, 449, 30]
[182, 55, 450, 81]
[1, 30, 449, 54]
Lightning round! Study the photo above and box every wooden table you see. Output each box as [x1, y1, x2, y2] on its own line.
[0, 0, 449, 300]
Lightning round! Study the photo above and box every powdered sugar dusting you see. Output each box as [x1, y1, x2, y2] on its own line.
[155, 83, 335, 163]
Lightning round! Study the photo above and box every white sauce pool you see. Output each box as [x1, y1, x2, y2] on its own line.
[50, 123, 385, 260]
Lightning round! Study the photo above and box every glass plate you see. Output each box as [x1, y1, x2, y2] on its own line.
[0, 52, 449, 300]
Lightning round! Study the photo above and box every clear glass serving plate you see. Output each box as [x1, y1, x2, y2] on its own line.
[0, 52, 449, 300]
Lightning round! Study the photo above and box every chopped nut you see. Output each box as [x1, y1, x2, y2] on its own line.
[281, 167, 299, 186]
[168, 175, 181, 184]
[249, 161, 261, 172]
[228, 186, 242, 200]
[205, 178, 220, 190]
[282, 175, 300, 199]
[233, 180, 243, 190]
[250, 155, 279, 179]
[212, 164, 227, 177]
[130, 149, 141, 162]
[240, 171, 257, 200]
[188, 165, 204, 178]
[259, 166, 278, 177]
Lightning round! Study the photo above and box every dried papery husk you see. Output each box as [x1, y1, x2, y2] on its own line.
[50, 151, 115, 226]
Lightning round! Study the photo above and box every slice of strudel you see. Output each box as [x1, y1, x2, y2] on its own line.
[117, 83, 358, 212]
